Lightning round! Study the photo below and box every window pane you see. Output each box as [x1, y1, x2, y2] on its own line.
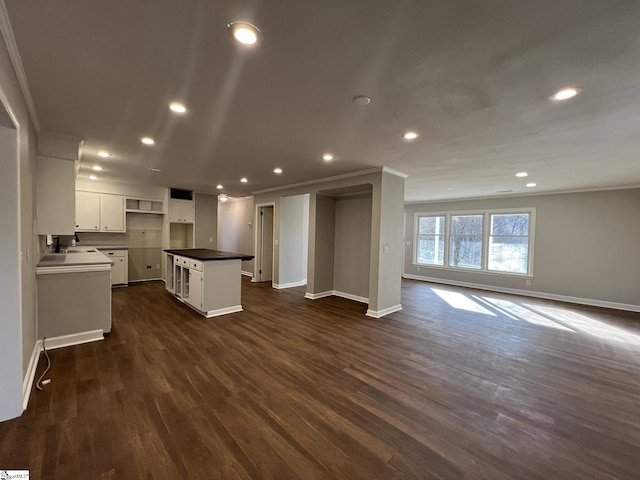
[451, 215, 483, 235]
[418, 215, 445, 235]
[489, 236, 528, 273]
[491, 214, 529, 236]
[449, 235, 482, 269]
[417, 235, 444, 265]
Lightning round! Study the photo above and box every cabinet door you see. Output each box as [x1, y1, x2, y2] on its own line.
[169, 200, 183, 222]
[75, 191, 100, 231]
[100, 195, 125, 232]
[182, 201, 195, 223]
[38, 156, 76, 235]
[187, 269, 203, 310]
[111, 257, 126, 285]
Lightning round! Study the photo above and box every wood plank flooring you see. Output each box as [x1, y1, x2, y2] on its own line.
[2, 278, 640, 479]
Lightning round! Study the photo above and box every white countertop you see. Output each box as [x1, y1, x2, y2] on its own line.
[36, 248, 114, 273]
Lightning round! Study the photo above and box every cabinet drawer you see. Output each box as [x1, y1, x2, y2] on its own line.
[181, 257, 189, 266]
[102, 249, 125, 258]
[189, 260, 203, 271]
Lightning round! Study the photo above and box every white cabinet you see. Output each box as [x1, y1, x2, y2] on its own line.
[37, 156, 76, 234]
[75, 192, 125, 232]
[169, 199, 194, 223]
[102, 249, 128, 286]
[187, 269, 203, 310]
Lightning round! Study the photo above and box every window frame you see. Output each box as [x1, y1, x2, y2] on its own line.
[413, 208, 535, 277]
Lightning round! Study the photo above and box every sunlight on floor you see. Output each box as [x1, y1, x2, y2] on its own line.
[479, 297, 573, 332]
[525, 304, 640, 345]
[432, 288, 496, 316]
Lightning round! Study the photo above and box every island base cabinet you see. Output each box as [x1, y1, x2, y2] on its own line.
[165, 254, 243, 317]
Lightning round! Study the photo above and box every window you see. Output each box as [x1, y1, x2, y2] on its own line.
[414, 209, 534, 275]
[417, 215, 445, 265]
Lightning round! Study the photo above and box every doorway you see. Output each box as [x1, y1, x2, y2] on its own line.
[257, 205, 274, 282]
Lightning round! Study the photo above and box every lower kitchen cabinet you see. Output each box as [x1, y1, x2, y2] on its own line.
[101, 249, 128, 285]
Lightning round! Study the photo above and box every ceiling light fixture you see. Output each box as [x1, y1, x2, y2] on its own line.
[216, 184, 223, 189]
[322, 153, 334, 161]
[273, 168, 282, 174]
[352, 95, 371, 106]
[240, 177, 248, 183]
[98, 151, 111, 158]
[219, 194, 229, 202]
[228, 21, 263, 46]
[551, 86, 583, 101]
[149, 168, 162, 172]
[516, 172, 528, 177]
[526, 182, 537, 188]
[92, 165, 103, 171]
[169, 102, 187, 114]
[89, 175, 98, 181]
[141, 137, 155, 145]
[403, 131, 419, 140]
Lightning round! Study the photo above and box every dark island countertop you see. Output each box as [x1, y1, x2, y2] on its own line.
[164, 249, 254, 261]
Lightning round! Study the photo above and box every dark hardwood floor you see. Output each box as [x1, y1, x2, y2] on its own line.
[2, 278, 640, 479]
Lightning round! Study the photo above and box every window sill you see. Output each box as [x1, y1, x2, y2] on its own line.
[411, 263, 534, 279]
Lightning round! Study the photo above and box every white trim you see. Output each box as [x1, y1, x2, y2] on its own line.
[304, 290, 333, 300]
[22, 340, 41, 411]
[41, 330, 105, 351]
[204, 305, 243, 318]
[252, 167, 383, 194]
[0, 1, 41, 132]
[127, 277, 162, 283]
[241, 270, 253, 278]
[36, 263, 112, 274]
[254, 202, 276, 282]
[273, 280, 306, 289]
[333, 290, 369, 304]
[304, 290, 369, 304]
[366, 304, 403, 318]
[402, 274, 640, 313]
[382, 166, 409, 178]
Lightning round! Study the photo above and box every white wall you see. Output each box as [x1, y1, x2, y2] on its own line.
[0, 15, 39, 421]
[218, 196, 254, 273]
[404, 188, 640, 310]
[278, 194, 309, 288]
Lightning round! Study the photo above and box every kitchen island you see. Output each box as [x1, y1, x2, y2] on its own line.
[36, 249, 113, 348]
[164, 249, 254, 318]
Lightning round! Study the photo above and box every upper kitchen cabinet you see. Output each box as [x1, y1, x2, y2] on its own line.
[169, 199, 194, 223]
[36, 133, 82, 235]
[75, 191, 125, 232]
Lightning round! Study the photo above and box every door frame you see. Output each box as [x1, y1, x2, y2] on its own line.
[253, 201, 276, 283]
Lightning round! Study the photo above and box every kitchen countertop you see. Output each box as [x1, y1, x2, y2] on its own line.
[164, 249, 254, 261]
[37, 249, 114, 271]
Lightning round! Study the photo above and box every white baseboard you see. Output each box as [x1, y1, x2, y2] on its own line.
[274, 280, 307, 289]
[402, 273, 640, 313]
[204, 305, 243, 318]
[304, 290, 369, 304]
[304, 291, 333, 300]
[333, 290, 369, 304]
[43, 330, 105, 350]
[127, 278, 162, 283]
[22, 330, 104, 411]
[22, 341, 41, 411]
[366, 304, 403, 318]
[241, 271, 253, 278]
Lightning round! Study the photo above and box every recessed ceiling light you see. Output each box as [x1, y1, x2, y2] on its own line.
[141, 137, 155, 145]
[98, 151, 111, 158]
[516, 172, 528, 177]
[149, 168, 162, 172]
[551, 86, 583, 101]
[403, 131, 419, 140]
[227, 22, 263, 45]
[273, 168, 282, 174]
[322, 153, 334, 161]
[89, 175, 98, 181]
[219, 194, 229, 202]
[352, 95, 371, 106]
[216, 184, 223, 189]
[240, 177, 248, 183]
[169, 102, 187, 114]
[526, 182, 537, 188]
[92, 165, 103, 171]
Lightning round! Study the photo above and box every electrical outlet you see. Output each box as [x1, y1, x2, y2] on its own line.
[525, 279, 531, 286]
[156, 264, 160, 269]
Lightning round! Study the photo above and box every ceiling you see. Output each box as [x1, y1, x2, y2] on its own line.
[4, 0, 640, 202]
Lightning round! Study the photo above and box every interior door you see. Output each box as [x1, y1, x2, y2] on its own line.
[259, 206, 274, 282]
